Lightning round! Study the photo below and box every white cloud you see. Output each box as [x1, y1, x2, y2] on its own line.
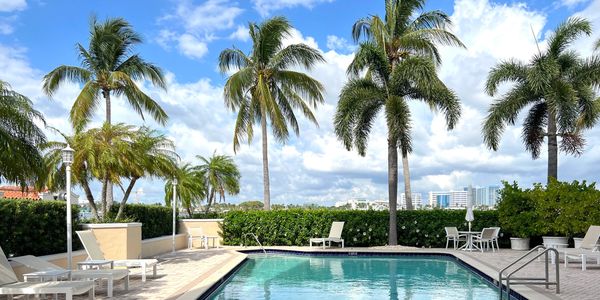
[556, 0, 590, 8]
[0, 0, 26, 12]
[326, 35, 355, 52]
[252, 0, 334, 16]
[229, 25, 250, 42]
[177, 33, 208, 60]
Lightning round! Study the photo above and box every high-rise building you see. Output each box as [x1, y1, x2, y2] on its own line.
[462, 185, 501, 207]
[400, 193, 423, 209]
[429, 190, 468, 208]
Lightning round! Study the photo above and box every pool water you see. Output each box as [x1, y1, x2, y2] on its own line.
[208, 254, 500, 299]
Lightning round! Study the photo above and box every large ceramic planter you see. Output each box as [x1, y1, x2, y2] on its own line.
[510, 237, 530, 250]
[542, 236, 569, 248]
[82, 223, 142, 259]
[573, 237, 584, 249]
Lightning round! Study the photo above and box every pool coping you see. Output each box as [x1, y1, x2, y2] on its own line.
[185, 248, 558, 300]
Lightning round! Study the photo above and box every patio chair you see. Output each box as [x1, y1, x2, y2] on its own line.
[563, 225, 600, 271]
[10, 255, 129, 297]
[444, 227, 466, 250]
[490, 227, 501, 250]
[473, 228, 497, 252]
[76, 230, 158, 281]
[310, 222, 345, 249]
[187, 227, 206, 249]
[0, 246, 95, 300]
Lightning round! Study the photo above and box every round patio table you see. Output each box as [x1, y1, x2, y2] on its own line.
[458, 231, 481, 252]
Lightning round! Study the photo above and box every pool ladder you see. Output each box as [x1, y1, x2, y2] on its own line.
[243, 233, 267, 254]
[498, 245, 560, 299]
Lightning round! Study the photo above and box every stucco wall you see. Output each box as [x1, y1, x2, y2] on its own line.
[180, 219, 224, 248]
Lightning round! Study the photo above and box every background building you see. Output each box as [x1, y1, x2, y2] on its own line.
[400, 193, 423, 209]
[428, 190, 468, 208]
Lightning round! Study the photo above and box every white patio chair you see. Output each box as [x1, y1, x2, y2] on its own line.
[473, 228, 497, 252]
[310, 222, 345, 249]
[563, 225, 600, 270]
[0, 246, 95, 300]
[11, 255, 129, 297]
[490, 227, 501, 250]
[76, 230, 158, 281]
[444, 227, 466, 250]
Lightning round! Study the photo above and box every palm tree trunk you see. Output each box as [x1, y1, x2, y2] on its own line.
[115, 177, 138, 220]
[260, 113, 271, 210]
[81, 179, 99, 219]
[401, 148, 414, 210]
[205, 189, 215, 213]
[388, 138, 398, 246]
[547, 111, 558, 182]
[100, 178, 108, 217]
[102, 89, 114, 211]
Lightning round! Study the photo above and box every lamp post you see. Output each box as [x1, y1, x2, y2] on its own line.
[172, 178, 178, 253]
[62, 144, 75, 270]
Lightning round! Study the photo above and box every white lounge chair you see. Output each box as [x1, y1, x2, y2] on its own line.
[563, 225, 600, 270]
[444, 227, 467, 250]
[473, 228, 497, 252]
[11, 255, 129, 297]
[76, 230, 158, 281]
[310, 222, 345, 249]
[0, 246, 95, 300]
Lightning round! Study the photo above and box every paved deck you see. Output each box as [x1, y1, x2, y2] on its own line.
[40, 246, 599, 299]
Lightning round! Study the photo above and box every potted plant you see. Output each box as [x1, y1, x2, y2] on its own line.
[497, 182, 538, 250]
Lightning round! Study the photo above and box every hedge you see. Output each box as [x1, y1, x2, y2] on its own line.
[222, 209, 506, 248]
[0, 199, 80, 257]
[107, 204, 175, 239]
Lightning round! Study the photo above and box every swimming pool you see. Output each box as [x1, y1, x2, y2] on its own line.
[206, 253, 506, 299]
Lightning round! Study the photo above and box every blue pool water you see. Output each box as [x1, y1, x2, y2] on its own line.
[208, 254, 501, 299]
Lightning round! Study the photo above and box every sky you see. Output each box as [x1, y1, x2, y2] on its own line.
[1, 0, 600, 206]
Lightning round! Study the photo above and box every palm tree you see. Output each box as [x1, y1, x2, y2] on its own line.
[350, 0, 464, 212]
[483, 17, 600, 182]
[595, 38, 600, 51]
[0, 80, 46, 187]
[219, 16, 325, 210]
[165, 164, 206, 217]
[336, 0, 463, 245]
[195, 153, 241, 212]
[42, 16, 168, 207]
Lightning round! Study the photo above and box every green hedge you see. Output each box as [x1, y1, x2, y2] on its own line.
[0, 199, 80, 257]
[107, 204, 175, 239]
[222, 209, 505, 248]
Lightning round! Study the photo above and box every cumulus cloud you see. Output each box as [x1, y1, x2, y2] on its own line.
[252, 0, 334, 16]
[0, 0, 26, 12]
[229, 25, 250, 42]
[177, 34, 208, 60]
[326, 35, 355, 52]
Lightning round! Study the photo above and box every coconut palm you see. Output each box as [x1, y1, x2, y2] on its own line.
[336, 0, 463, 245]
[349, 0, 465, 212]
[0, 80, 46, 187]
[195, 153, 241, 212]
[219, 16, 325, 210]
[484, 17, 600, 182]
[42, 16, 168, 207]
[165, 164, 206, 217]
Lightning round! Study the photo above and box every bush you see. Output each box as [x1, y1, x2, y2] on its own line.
[106, 204, 175, 239]
[221, 209, 503, 248]
[497, 181, 539, 238]
[0, 199, 80, 257]
[191, 212, 225, 219]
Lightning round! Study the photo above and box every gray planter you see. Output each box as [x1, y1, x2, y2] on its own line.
[542, 236, 569, 248]
[573, 237, 584, 249]
[510, 237, 530, 250]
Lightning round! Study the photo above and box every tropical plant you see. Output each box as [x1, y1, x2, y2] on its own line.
[219, 16, 325, 210]
[335, 0, 463, 245]
[483, 17, 600, 181]
[0, 80, 46, 187]
[42, 16, 168, 208]
[195, 153, 241, 212]
[165, 163, 207, 217]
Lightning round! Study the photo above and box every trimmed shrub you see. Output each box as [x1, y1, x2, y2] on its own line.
[107, 204, 175, 239]
[191, 212, 225, 219]
[221, 209, 503, 248]
[0, 199, 80, 257]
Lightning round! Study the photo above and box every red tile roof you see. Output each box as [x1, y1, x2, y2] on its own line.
[0, 186, 45, 200]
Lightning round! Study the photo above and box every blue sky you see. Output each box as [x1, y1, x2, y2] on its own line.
[1, 0, 600, 206]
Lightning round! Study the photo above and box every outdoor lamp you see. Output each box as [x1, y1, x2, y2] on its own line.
[61, 144, 74, 165]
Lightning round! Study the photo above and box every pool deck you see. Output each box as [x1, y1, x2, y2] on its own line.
[55, 246, 597, 299]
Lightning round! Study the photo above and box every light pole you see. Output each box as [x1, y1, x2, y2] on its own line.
[172, 178, 178, 253]
[62, 144, 75, 270]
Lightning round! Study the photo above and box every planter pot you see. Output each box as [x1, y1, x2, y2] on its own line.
[573, 237, 584, 249]
[510, 237, 530, 250]
[542, 236, 569, 248]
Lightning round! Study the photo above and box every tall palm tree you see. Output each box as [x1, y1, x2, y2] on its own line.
[483, 17, 600, 182]
[42, 16, 168, 207]
[195, 153, 241, 212]
[219, 16, 325, 210]
[336, 0, 462, 245]
[165, 164, 206, 217]
[0, 80, 46, 187]
[350, 0, 465, 212]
